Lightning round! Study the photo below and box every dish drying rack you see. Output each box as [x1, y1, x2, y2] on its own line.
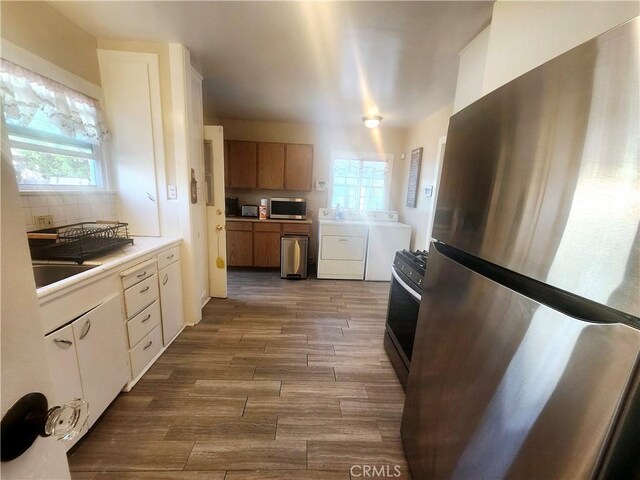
[28, 222, 134, 264]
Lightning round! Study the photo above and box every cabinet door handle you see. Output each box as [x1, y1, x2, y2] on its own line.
[140, 286, 150, 293]
[162, 274, 169, 286]
[53, 338, 73, 347]
[143, 340, 153, 350]
[136, 271, 147, 278]
[79, 319, 91, 340]
[142, 314, 151, 323]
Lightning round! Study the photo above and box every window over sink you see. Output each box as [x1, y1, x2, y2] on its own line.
[0, 59, 109, 190]
[329, 151, 394, 210]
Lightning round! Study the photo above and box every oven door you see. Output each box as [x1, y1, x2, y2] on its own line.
[386, 266, 421, 368]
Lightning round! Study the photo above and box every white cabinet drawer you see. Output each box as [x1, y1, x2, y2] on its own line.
[157, 246, 180, 270]
[127, 300, 161, 348]
[120, 260, 158, 290]
[130, 325, 163, 379]
[124, 274, 159, 319]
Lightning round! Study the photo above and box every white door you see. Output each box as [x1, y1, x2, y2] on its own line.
[1, 143, 70, 477]
[159, 261, 184, 345]
[204, 126, 228, 298]
[188, 66, 209, 308]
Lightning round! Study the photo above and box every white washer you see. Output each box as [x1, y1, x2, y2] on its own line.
[317, 209, 369, 280]
[364, 212, 412, 281]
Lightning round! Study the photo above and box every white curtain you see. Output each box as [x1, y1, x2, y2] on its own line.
[0, 59, 108, 145]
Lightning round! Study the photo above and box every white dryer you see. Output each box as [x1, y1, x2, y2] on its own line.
[364, 212, 412, 281]
[317, 209, 369, 280]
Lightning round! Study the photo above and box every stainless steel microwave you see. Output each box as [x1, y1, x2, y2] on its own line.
[270, 198, 307, 220]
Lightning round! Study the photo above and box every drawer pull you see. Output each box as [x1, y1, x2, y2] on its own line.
[338, 238, 348, 242]
[142, 314, 152, 323]
[140, 286, 150, 293]
[143, 340, 153, 350]
[79, 319, 91, 340]
[166, 254, 174, 260]
[53, 338, 72, 347]
[162, 274, 169, 286]
[136, 271, 147, 278]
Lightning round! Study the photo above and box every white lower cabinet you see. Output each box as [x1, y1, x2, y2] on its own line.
[44, 293, 129, 448]
[44, 324, 85, 451]
[72, 294, 130, 428]
[159, 260, 184, 345]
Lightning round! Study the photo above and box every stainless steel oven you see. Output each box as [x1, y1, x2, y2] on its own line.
[269, 197, 307, 220]
[384, 250, 426, 389]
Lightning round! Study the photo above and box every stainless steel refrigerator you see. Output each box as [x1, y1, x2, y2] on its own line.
[401, 17, 640, 480]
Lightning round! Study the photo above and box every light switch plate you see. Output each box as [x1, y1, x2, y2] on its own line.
[424, 185, 434, 197]
[167, 185, 177, 199]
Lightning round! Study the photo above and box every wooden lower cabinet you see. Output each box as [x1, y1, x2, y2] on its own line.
[254, 231, 281, 267]
[227, 221, 310, 268]
[227, 229, 253, 266]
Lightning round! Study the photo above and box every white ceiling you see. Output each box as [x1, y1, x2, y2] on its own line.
[51, 1, 493, 127]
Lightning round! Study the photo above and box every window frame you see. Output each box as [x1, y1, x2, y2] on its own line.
[7, 123, 110, 192]
[329, 150, 394, 211]
[1, 40, 112, 193]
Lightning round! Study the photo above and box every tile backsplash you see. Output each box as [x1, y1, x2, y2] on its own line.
[21, 192, 118, 231]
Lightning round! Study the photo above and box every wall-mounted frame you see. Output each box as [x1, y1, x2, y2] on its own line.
[405, 147, 423, 208]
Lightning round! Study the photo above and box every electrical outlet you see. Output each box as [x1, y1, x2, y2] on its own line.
[167, 185, 177, 199]
[34, 215, 54, 229]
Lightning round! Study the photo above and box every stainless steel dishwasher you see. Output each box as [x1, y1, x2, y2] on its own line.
[280, 235, 308, 279]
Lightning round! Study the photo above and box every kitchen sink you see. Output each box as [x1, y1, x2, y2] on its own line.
[32, 264, 97, 288]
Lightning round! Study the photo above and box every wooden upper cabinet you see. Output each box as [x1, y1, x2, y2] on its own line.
[257, 143, 285, 189]
[227, 140, 257, 188]
[285, 144, 313, 191]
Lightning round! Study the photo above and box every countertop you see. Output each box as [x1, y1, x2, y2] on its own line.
[36, 236, 181, 300]
[226, 217, 313, 225]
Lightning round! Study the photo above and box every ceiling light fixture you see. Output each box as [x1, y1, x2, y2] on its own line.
[362, 115, 382, 129]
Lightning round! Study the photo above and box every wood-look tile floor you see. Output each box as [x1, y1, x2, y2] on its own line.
[69, 269, 411, 479]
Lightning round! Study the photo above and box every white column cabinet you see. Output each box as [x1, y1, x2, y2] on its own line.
[159, 259, 184, 345]
[98, 49, 165, 236]
[72, 293, 130, 428]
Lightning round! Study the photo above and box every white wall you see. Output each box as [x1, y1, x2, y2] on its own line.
[482, 1, 639, 94]
[453, 25, 491, 114]
[393, 104, 453, 251]
[20, 192, 117, 231]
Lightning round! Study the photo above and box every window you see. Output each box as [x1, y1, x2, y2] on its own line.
[1, 59, 108, 189]
[330, 151, 393, 210]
